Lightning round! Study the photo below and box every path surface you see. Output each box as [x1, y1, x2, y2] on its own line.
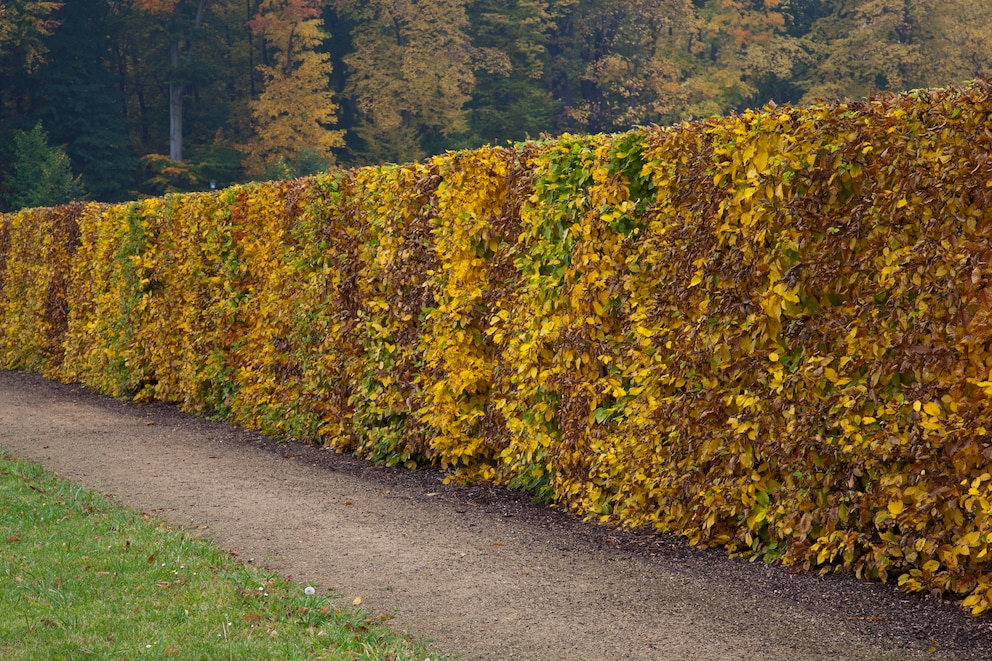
[2, 370, 991, 660]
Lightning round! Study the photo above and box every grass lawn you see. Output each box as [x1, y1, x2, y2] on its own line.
[0, 449, 448, 660]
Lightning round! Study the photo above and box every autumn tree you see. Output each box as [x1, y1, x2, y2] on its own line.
[909, 0, 992, 90]
[240, 0, 344, 176]
[798, 0, 927, 101]
[541, 0, 814, 133]
[5, 0, 991, 186]
[673, 0, 818, 116]
[336, 0, 477, 163]
[0, 0, 60, 73]
[545, 0, 698, 132]
[0, 0, 61, 126]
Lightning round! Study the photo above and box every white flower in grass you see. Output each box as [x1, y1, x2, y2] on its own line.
[305, 586, 316, 596]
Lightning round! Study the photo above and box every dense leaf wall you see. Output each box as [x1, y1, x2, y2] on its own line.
[5, 80, 992, 612]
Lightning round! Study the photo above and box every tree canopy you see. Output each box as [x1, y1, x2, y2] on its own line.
[0, 0, 989, 207]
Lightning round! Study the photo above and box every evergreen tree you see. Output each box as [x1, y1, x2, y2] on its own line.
[29, 1, 136, 202]
[466, 0, 555, 144]
[3, 122, 85, 210]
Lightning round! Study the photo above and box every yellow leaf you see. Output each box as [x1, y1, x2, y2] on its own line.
[353, 596, 362, 606]
[923, 401, 941, 417]
[963, 593, 988, 615]
[753, 146, 769, 173]
[887, 500, 904, 517]
[960, 531, 982, 547]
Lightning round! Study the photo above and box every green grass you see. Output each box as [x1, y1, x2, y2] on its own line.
[0, 450, 449, 660]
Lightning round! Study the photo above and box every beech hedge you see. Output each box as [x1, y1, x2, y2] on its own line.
[5, 80, 992, 612]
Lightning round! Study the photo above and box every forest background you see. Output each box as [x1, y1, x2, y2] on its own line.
[1, 0, 990, 210]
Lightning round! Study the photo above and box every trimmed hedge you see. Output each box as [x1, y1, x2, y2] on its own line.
[5, 80, 992, 612]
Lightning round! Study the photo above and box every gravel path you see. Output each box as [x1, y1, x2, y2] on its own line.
[2, 369, 991, 660]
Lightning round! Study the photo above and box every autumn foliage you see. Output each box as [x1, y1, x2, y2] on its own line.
[6, 80, 992, 613]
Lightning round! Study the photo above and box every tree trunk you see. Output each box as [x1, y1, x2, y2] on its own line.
[169, 39, 183, 161]
[168, 0, 208, 162]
